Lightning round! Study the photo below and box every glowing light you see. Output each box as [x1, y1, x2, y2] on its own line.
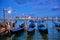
[8, 9, 12, 14]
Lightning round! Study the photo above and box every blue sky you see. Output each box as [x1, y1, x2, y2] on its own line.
[0, 0, 60, 19]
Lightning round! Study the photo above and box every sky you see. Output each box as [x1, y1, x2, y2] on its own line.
[0, 0, 60, 19]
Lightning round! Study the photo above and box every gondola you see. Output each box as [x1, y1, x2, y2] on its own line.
[27, 21, 35, 35]
[0, 21, 25, 36]
[54, 22, 59, 27]
[38, 22, 48, 34]
[54, 22, 60, 31]
[10, 23, 25, 34]
[0, 25, 9, 36]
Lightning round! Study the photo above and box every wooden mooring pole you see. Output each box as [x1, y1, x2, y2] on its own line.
[46, 17, 48, 29]
[24, 19, 27, 31]
[52, 17, 54, 28]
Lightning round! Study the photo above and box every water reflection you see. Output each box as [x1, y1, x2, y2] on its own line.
[0, 27, 60, 40]
[41, 33, 48, 40]
[27, 34, 34, 40]
[12, 31, 26, 40]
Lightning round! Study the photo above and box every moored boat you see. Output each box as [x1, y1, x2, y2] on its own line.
[10, 22, 25, 34]
[54, 22, 60, 31]
[27, 21, 35, 35]
[0, 22, 9, 36]
[54, 22, 59, 27]
[38, 21, 48, 34]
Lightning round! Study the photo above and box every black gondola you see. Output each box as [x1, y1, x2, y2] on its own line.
[10, 23, 25, 34]
[54, 22, 60, 27]
[54, 22, 60, 31]
[27, 21, 35, 35]
[38, 22, 48, 34]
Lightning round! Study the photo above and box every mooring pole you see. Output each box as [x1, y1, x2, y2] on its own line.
[52, 17, 54, 28]
[35, 17, 38, 30]
[3, 8, 6, 27]
[57, 17, 60, 27]
[24, 19, 27, 31]
[46, 17, 48, 29]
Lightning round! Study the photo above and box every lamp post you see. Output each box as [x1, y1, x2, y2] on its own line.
[3, 8, 12, 25]
[3, 8, 6, 23]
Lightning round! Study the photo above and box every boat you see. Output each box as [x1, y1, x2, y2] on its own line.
[0, 22, 9, 36]
[54, 22, 58, 27]
[0, 21, 25, 36]
[10, 23, 25, 34]
[54, 22, 60, 31]
[38, 21, 48, 34]
[27, 21, 35, 35]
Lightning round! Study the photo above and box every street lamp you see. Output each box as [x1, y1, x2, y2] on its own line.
[3, 8, 12, 23]
[7, 9, 12, 14]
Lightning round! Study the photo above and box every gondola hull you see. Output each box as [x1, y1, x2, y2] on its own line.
[10, 28, 24, 34]
[54, 22, 60, 31]
[54, 22, 59, 27]
[27, 28, 35, 35]
[56, 27, 60, 31]
[11, 22, 25, 34]
[38, 24, 48, 34]
[27, 21, 35, 35]
[38, 28, 48, 34]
